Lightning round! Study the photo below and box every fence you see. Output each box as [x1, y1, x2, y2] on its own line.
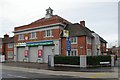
[48, 55, 115, 68]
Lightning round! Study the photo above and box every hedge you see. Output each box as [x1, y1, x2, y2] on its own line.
[54, 55, 112, 66]
[54, 56, 80, 65]
[87, 55, 111, 65]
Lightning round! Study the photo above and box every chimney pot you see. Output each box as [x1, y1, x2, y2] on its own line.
[4, 34, 9, 38]
[80, 21, 85, 27]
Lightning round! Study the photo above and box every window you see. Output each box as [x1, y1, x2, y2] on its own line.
[87, 37, 91, 44]
[18, 34, 24, 40]
[44, 30, 53, 37]
[8, 51, 13, 59]
[70, 49, 78, 56]
[8, 43, 13, 48]
[87, 49, 91, 56]
[30, 32, 37, 39]
[0, 44, 2, 48]
[71, 37, 77, 44]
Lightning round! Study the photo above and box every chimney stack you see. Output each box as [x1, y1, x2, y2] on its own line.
[4, 34, 9, 39]
[80, 21, 85, 27]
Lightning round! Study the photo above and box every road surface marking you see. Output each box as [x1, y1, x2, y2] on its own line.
[7, 74, 28, 78]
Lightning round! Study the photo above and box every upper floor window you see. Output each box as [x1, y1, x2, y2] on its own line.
[8, 43, 13, 48]
[87, 37, 91, 44]
[44, 30, 53, 37]
[70, 49, 78, 56]
[71, 37, 77, 44]
[30, 32, 37, 39]
[18, 34, 24, 40]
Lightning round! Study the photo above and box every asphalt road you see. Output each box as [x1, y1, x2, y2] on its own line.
[2, 69, 118, 80]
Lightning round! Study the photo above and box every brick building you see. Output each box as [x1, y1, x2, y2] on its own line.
[61, 22, 107, 56]
[13, 7, 107, 63]
[0, 34, 14, 61]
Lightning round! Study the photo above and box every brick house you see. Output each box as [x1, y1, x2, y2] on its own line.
[13, 7, 107, 63]
[0, 34, 14, 61]
[61, 22, 107, 56]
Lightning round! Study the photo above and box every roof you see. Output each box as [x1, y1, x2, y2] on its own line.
[91, 30, 107, 43]
[2, 37, 14, 44]
[99, 36, 107, 43]
[15, 15, 72, 31]
[61, 23, 93, 37]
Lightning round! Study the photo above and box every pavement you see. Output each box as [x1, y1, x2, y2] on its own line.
[1, 61, 119, 79]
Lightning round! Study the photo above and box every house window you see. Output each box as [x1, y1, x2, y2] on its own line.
[44, 30, 53, 37]
[70, 49, 78, 56]
[8, 43, 13, 48]
[18, 34, 24, 40]
[71, 37, 77, 44]
[0, 44, 2, 48]
[8, 51, 13, 59]
[30, 32, 37, 39]
[87, 49, 91, 56]
[87, 37, 91, 44]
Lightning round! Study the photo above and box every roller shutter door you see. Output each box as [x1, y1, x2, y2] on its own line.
[29, 47, 38, 62]
[43, 46, 53, 63]
[17, 47, 25, 62]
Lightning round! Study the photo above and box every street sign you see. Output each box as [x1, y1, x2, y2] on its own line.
[66, 37, 71, 56]
[63, 30, 69, 37]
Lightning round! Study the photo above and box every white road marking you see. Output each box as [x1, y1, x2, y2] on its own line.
[7, 74, 28, 78]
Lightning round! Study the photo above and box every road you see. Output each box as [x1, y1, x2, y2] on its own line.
[1, 68, 118, 80]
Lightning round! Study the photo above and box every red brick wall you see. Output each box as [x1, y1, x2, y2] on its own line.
[61, 38, 66, 56]
[4, 43, 14, 60]
[61, 36, 87, 56]
[78, 36, 86, 55]
[14, 28, 61, 43]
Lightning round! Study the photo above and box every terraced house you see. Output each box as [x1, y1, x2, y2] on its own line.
[0, 34, 14, 61]
[13, 7, 107, 63]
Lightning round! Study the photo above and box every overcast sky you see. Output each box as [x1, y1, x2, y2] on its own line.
[0, 0, 119, 47]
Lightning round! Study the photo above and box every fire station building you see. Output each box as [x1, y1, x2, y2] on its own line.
[13, 7, 107, 63]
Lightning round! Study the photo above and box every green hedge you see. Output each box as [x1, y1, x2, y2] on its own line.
[54, 56, 80, 65]
[87, 55, 111, 65]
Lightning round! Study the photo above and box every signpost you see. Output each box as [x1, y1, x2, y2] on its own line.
[66, 37, 71, 56]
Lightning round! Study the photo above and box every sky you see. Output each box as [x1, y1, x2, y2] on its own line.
[0, 0, 119, 47]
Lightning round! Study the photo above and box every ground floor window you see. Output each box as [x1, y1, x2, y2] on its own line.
[8, 51, 13, 59]
[70, 49, 78, 56]
[87, 49, 91, 56]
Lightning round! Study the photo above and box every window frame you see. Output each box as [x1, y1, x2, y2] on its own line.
[70, 37, 77, 44]
[86, 37, 91, 44]
[8, 43, 13, 48]
[30, 32, 37, 39]
[44, 30, 53, 38]
[70, 49, 78, 56]
[8, 51, 13, 59]
[18, 34, 24, 40]
[87, 49, 91, 56]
